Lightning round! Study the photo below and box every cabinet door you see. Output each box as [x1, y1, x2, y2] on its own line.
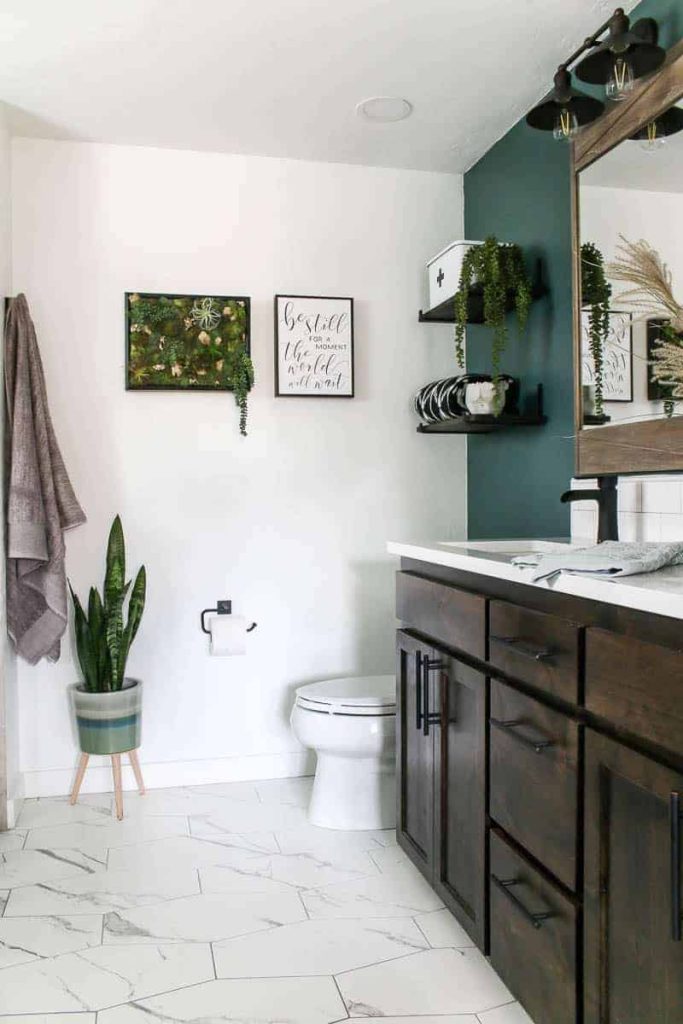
[434, 653, 487, 949]
[585, 730, 683, 1023]
[396, 630, 435, 877]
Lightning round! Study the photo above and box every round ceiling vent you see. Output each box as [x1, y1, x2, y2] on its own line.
[356, 97, 413, 123]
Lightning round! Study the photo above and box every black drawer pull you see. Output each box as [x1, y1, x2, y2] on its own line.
[415, 651, 423, 731]
[491, 635, 554, 663]
[492, 874, 556, 930]
[490, 717, 555, 754]
[422, 658, 444, 737]
[671, 791, 682, 942]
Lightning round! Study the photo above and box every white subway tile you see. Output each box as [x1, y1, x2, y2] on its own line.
[617, 512, 639, 542]
[639, 513, 662, 541]
[658, 515, 683, 542]
[618, 479, 641, 513]
[641, 481, 681, 515]
[571, 509, 597, 541]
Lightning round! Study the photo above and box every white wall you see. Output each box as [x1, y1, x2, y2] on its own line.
[0, 103, 20, 826]
[581, 184, 683, 425]
[11, 138, 466, 797]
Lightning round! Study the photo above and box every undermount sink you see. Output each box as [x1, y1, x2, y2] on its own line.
[440, 539, 573, 558]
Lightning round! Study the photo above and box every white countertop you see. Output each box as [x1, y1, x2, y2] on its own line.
[387, 538, 683, 620]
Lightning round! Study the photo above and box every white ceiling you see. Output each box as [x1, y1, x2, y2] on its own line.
[0, 0, 637, 173]
[581, 103, 683, 193]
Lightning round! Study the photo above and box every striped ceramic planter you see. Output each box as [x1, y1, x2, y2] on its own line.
[70, 679, 142, 755]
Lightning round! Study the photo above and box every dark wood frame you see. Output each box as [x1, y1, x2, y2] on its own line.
[274, 294, 354, 398]
[124, 292, 251, 392]
[571, 39, 683, 476]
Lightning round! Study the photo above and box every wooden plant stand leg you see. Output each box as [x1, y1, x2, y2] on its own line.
[70, 753, 89, 805]
[128, 749, 146, 796]
[112, 754, 124, 820]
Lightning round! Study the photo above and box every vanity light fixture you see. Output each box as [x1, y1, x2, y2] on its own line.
[526, 66, 604, 142]
[575, 9, 665, 101]
[526, 7, 666, 141]
[630, 104, 683, 152]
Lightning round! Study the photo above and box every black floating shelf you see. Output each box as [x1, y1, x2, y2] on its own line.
[584, 413, 611, 425]
[417, 412, 547, 434]
[417, 383, 546, 434]
[419, 258, 547, 325]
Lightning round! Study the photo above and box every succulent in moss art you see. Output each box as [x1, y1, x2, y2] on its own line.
[126, 293, 254, 435]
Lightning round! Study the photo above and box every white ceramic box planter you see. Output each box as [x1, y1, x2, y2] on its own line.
[426, 240, 482, 312]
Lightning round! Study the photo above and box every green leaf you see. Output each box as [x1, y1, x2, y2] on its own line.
[104, 516, 126, 613]
[123, 565, 146, 663]
[69, 583, 97, 691]
[88, 587, 107, 690]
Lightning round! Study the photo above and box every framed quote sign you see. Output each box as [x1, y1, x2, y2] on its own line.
[274, 294, 354, 397]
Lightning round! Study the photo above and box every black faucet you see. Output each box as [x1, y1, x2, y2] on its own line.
[561, 475, 619, 543]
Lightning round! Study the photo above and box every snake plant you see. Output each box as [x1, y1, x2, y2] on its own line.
[70, 516, 146, 693]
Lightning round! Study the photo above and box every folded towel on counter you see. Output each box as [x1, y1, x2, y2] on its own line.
[512, 541, 683, 583]
[5, 294, 86, 664]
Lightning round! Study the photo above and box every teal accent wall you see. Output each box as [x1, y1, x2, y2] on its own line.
[463, 0, 682, 540]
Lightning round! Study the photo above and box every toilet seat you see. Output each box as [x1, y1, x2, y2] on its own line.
[295, 675, 396, 717]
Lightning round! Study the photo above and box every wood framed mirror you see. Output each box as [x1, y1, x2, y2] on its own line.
[572, 39, 683, 476]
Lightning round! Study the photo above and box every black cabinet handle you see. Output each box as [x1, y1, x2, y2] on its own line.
[491, 874, 555, 930]
[490, 717, 555, 754]
[671, 791, 682, 942]
[491, 635, 554, 663]
[422, 658, 444, 737]
[415, 650, 423, 731]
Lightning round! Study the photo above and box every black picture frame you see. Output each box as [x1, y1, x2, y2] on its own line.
[125, 292, 251, 392]
[274, 294, 354, 398]
[581, 308, 633, 403]
[646, 317, 673, 402]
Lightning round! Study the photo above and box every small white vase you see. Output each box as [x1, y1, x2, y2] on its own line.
[464, 380, 508, 417]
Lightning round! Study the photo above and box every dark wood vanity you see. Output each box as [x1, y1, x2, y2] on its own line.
[395, 558, 683, 1024]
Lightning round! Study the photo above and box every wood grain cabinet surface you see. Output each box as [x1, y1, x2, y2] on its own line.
[395, 562, 683, 1024]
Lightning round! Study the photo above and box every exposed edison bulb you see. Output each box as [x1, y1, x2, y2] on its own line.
[639, 120, 667, 153]
[553, 107, 579, 142]
[606, 56, 635, 100]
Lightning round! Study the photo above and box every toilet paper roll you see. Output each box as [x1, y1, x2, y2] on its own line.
[208, 614, 247, 656]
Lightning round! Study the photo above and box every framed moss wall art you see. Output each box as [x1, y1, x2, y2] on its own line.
[125, 293, 254, 434]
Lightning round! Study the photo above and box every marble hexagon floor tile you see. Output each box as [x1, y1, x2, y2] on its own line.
[0, 914, 103, 969]
[17, 798, 114, 829]
[349, 1017, 479, 1023]
[0, 829, 27, 852]
[336, 947, 514, 1016]
[102, 890, 306, 943]
[0, 847, 108, 888]
[0, 890, 9, 915]
[97, 977, 347, 1024]
[0, 943, 214, 1014]
[213, 916, 428, 977]
[24, 817, 190, 853]
[255, 776, 314, 807]
[188, 799, 308, 837]
[275, 824, 397, 858]
[4, 866, 199, 916]
[199, 845, 378, 894]
[414, 907, 477, 948]
[477, 1001, 535, 1023]
[112, 783, 262, 818]
[107, 833, 279, 873]
[302, 867, 444, 919]
[0, 1015, 96, 1024]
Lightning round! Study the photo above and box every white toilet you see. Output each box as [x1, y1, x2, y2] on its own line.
[290, 675, 396, 831]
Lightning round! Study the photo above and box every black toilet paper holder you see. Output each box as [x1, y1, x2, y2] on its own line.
[200, 600, 257, 635]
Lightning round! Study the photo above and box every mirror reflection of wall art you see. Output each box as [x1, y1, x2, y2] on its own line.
[274, 295, 354, 398]
[581, 309, 633, 402]
[126, 293, 250, 391]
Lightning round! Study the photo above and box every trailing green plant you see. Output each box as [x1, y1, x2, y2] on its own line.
[581, 242, 612, 417]
[69, 517, 147, 693]
[453, 237, 532, 377]
[127, 294, 254, 435]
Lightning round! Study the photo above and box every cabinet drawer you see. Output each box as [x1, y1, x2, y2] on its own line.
[490, 680, 579, 890]
[585, 628, 683, 756]
[489, 600, 581, 704]
[396, 572, 485, 660]
[490, 829, 576, 1024]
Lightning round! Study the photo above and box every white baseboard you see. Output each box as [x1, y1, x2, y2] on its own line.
[20, 749, 316, 799]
